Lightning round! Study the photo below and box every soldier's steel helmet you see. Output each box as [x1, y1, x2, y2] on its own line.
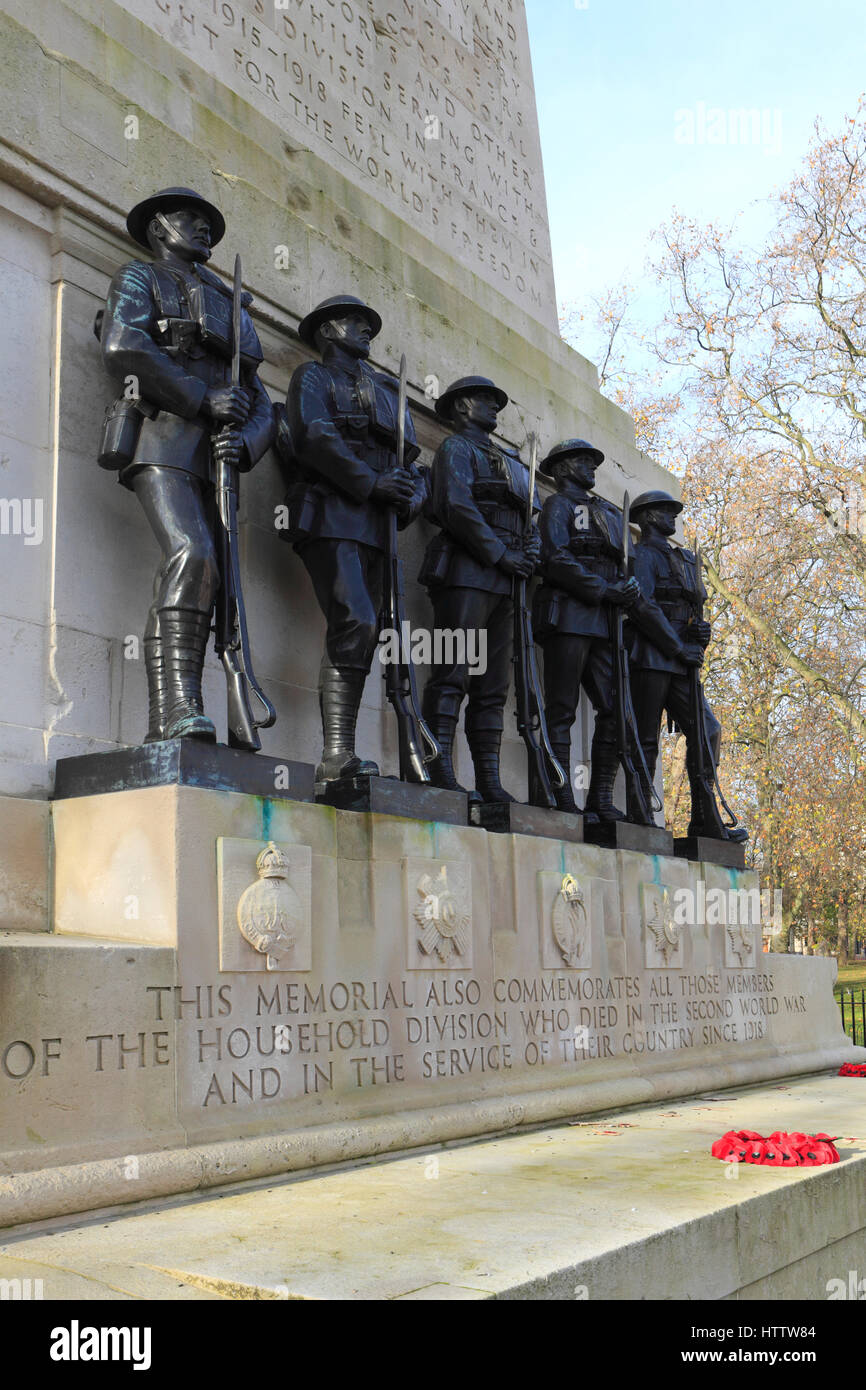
[435, 375, 509, 421]
[630, 490, 684, 518]
[297, 295, 383, 348]
[126, 187, 226, 250]
[542, 439, 605, 474]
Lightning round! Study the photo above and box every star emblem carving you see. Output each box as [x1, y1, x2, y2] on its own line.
[414, 867, 470, 964]
[646, 888, 683, 965]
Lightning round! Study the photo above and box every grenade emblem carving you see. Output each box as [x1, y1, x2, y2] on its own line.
[236, 842, 301, 971]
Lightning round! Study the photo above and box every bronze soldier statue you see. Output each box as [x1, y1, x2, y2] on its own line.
[629, 491, 747, 843]
[533, 439, 643, 821]
[420, 377, 541, 803]
[277, 296, 426, 788]
[100, 187, 275, 743]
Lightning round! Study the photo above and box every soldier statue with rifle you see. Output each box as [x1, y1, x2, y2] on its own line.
[533, 439, 653, 824]
[99, 187, 276, 746]
[419, 377, 557, 805]
[277, 295, 428, 790]
[629, 491, 748, 844]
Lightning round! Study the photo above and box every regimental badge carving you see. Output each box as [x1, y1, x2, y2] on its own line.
[405, 859, 473, 971]
[218, 838, 313, 974]
[236, 842, 302, 971]
[726, 922, 757, 969]
[643, 884, 685, 969]
[552, 874, 588, 968]
[414, 867, 471, 964]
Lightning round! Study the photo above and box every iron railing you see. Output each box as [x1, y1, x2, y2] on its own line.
[836, 987, 866, 1048]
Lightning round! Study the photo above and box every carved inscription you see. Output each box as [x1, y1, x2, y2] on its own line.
[0, 969, 801, 1102]
[125, 0, 557, 321]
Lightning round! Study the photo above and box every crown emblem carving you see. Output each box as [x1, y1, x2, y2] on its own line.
[552, 874, 588, 968]
[236, 841, 300, 971]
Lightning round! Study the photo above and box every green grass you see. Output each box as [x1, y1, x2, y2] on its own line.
[835, 963, 866, 992]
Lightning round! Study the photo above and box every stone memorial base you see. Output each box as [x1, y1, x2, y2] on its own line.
[675, 835, 748, 869]
[317, 775, 468, 827]
[0, 786, 860, 1230]
[1, 1074, 864, 1299]
[585, 821, 675, 856]
[469, 801, 584, 843]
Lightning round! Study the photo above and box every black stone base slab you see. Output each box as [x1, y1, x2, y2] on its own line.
[585, 821, 675, 856]
[675, 836, 747, 869]
[53, 742, 316, 803]
[317, 776, 468, 826]
[469, 801, 584, 843]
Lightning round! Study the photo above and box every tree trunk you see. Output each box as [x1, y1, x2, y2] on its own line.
[838, 899, 850, 968]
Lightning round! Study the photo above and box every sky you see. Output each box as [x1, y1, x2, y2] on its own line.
[524, 0, 866, 326]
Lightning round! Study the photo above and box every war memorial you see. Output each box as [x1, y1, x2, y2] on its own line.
[0, 0, 864, 1307]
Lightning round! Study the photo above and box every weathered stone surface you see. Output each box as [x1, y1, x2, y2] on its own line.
[2, 786, 846, 1225]
[1, 1075, 864, 1296]
[0, 797, 50, 932]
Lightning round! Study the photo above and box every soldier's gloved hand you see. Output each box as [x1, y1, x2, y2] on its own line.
[372, 471, 418, 513]
[693, 620, 712, 648]
[203, 386, 252, 425]
[499, 548, 534, 578]
[605, 578, 641, 609]
[524, 531, 542, 565]
[680, 643, 706, 668]
[212, 428, 243, 469]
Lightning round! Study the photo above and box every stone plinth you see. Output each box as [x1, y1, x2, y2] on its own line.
[0, 785, 857, 1228]
[469, 802, 584, 842]
[585, 821, 675, 856]
[675, 835, 747, 869]
[54, 743, 316, 803]
[317, 776, 468, 826]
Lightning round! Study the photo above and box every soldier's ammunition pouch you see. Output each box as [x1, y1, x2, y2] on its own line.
[532, 592, 561, 640]
[97, 395, 158, 471]
[329, 366, 402, 456]
[660, 602, 694, 624]
[476, 501, 524, 540]
[151, 266, 262, 368]
[418, 534, 452, 589]
[568, 534, 619, 563]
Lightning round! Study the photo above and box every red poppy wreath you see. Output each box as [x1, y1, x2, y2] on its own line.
[711, 1130, 840, 1167]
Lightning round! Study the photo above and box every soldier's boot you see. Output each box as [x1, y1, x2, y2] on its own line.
[317, 666, 380, 785]
[160, 608, 217, 742]
[468, 730, 515, 805]
[551, 741, 579, 814]
[686, 726, 748, 842]
[143, 634, 168, 743]
[584, 739, 627, 823]
[425, 713, 467, 793]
